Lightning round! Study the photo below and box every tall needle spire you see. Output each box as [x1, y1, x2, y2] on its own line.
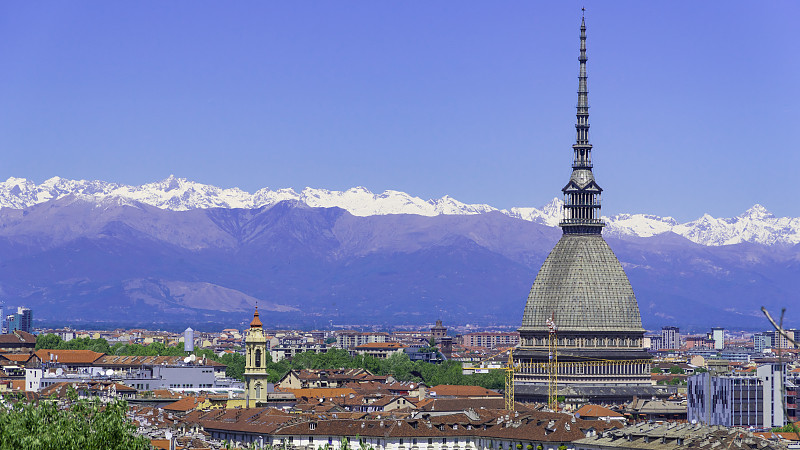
[560, 14, 604, 235]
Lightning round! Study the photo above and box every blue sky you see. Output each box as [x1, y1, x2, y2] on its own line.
[0, 2, 796, 221]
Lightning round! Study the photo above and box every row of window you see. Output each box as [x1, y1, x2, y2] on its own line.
[168, 383, 213, 388]
[211, 431, 560, 450]
[524, 337, 641, 347]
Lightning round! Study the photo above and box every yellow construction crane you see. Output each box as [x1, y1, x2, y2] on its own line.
[546, 313, 558, 410]
[505, 349, 515, 411]
[465, 346, 518, 411]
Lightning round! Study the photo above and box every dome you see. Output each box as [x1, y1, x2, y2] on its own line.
[520, 234, 644, 333]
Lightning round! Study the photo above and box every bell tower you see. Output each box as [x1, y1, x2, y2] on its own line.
[244, 306, 269, 407]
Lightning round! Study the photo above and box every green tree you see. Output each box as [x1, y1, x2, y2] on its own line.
[0, 391, 149, 450]
[35, 333, 63, 350]
[220, 352, 246, 380]
[57, 337, 111, 354]
[772, 423, 800, 432]
[668, 366, 685, 374]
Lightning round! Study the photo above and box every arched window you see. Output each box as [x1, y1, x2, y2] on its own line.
[255, 383, 261, 399]
[255, 349, 262, 367]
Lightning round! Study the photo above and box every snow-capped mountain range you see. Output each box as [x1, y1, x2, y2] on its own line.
[1, 176, 798, 247]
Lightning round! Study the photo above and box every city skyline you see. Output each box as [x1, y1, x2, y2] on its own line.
[0, 2, 796, 221]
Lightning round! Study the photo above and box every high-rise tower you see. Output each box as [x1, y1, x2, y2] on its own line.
[514, 15, 660, 405]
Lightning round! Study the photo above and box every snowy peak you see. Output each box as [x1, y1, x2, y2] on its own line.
[739, 204, 774, 220]
[0, 176, 797, 247]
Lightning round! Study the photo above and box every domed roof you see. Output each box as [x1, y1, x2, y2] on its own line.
[520, 234, 644, 333]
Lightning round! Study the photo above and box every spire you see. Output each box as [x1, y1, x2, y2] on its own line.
[250, 306, 263, 328]
[576, 15, 589, 150]
[560, 14, 604, 234]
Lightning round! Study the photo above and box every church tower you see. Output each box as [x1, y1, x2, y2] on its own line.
[244, 307, 270, 408]
[514, 15, 658, 405]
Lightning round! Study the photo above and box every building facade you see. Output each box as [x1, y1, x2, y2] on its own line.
[661, 326, 680, 350]
[335, 331, 388, 350]
[753, 332, 772, 353]
[687, 363, 798, 428]
[462, 332, 520, 349]
[514, 16, 652, 404]
[710, 327, 725, 350]
[350, 342, 407, 359]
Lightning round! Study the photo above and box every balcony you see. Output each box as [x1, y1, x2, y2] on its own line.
[560, 219, 605, 225]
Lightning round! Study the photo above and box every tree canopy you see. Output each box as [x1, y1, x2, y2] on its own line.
[0, 390, 149, 450]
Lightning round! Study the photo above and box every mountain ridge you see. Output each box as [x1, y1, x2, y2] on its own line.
[1, 176, 799, 247]
[0, 194, 796, 329]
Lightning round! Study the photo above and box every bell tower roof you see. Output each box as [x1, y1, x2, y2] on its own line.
[249, 306, 263, 328]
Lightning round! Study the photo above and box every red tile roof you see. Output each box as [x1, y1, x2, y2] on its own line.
[34, 349, 104, 365]
[0, 353, 33, 363]
[164, 396, 205, 412]
[574, 404, 624, 418]
[0, 331, 36, 344]
[429, 385, 502, 397]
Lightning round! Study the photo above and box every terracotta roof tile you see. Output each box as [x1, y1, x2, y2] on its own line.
[34, 349, 105, 365]
[574, 404, 624, 418]
[429, 385, 502, 397]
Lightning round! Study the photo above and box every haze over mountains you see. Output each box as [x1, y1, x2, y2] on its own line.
[0, 176, 797, 331]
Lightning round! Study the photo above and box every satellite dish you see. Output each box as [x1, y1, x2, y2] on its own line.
[189, 354, 197, 362]
[106, 369, 114, 376]
[165, 430, 172, 440]
[184, 356, 191, 363]
[55, 368, 63, 376]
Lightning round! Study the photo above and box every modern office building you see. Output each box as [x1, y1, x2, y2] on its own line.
[462, 332, 520, 349]
[710, 327, 725, 350]
[334, 331, 388, 350]
[687, 363, 798, 428]
[661, 326, 680, 350]
[753, 332, 772, 353]
[6, 307, 32, 333]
